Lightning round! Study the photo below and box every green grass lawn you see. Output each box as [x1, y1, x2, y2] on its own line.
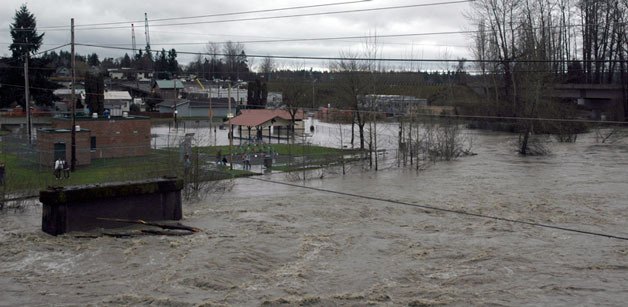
[0, 143, 355, 195]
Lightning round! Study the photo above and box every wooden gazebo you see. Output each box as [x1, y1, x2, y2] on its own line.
[229, 109, 305, 143]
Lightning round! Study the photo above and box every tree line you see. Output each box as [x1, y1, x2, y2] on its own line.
[468, 0, 628, 114]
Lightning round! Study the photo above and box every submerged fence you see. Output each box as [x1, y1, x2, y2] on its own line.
[1, 110, 627, 203]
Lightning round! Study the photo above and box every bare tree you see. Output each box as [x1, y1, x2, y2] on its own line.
[205, 42, 221, 80]
[281, 81, 309, 140]
[222, 41, 245, 81]
[260, 56, 275, 81]
[330, 51, 370, 149]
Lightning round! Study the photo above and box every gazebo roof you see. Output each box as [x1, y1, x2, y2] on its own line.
[229, 109, 304, 127]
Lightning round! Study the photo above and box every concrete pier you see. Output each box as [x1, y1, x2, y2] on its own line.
[40, 177, 183, 235]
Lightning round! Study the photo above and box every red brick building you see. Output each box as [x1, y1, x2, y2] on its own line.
[37, 128, 91, 166]
[37, 116, 151, 166]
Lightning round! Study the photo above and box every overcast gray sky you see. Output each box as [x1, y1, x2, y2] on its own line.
[0, 0, 474, 71]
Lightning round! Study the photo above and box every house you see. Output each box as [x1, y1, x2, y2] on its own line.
[185, 86, 248, 103]
[157, 97, 236, 118]
[37, 115, 151, 167]
[104, 91, 132, 116]
[266, 92, 283, 108]
[55, 67, 71, 78]
[153, 79, 185, 100]
[108, 69, 125, 80]
[136, 71, 153, 81]
[53, 88, 86, 101]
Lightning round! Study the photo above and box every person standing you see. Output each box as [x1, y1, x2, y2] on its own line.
[0, 163, 5, 185]
[62, 158, 70, 179]
[183, 154, 191, 178]
[244, 153, 251, 170]
[216, 150, 222, 165]
[54, 158, 62, 180]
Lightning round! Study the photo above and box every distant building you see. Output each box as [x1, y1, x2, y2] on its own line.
[136, 71, 153, 81]
[153, 80, 185, 100]
[53, 88, 86, 111]
[185, 86, 248, 103]
[37, 116, 151, 166]
[108, 69, 125, 80]
[157, 97, 236, 118]
[103, 91, 132, 116]
[360, 95, 428, 116]
[54, 67, 71, 78]
[266, 92, 283, 108]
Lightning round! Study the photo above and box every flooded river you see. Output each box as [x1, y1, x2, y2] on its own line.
[1, 130, 627, 306]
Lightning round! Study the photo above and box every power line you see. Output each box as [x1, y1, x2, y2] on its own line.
[246, 177, 628, 241]
[143, 30, 470, 47]
[38, 0, 373, 30]
[74, 43, 628, 64]
[33, 43, 72, 56]
[78, 31, 473, 47]
[41, 0, 474, 32]
[0, 44, 71, 66]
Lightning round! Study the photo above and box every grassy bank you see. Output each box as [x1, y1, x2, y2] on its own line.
[0, 144, 355, 195]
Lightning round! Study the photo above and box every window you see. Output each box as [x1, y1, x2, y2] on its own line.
[90, 137, 97, 151]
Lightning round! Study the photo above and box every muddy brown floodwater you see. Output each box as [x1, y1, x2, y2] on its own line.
[1, 131, 627, 306]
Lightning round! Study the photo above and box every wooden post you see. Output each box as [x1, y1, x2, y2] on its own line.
[238, 125, 242, 145]
[24, 54, 31, 144]
[70, 18, 77, 171]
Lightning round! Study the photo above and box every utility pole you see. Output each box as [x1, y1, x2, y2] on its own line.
[209, 85, 213, 142]
[228, 83, 233, 170]
[173, 79, 178, 128]
[24, 54, 31, 144]
[70, 18, 77, 171]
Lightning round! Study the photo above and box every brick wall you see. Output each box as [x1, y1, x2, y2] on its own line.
[51, 117, 151, 159]
[37, 130, 91, 167]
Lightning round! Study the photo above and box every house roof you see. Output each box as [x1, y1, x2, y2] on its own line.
[187, 97, 235, 108]
[230, 109, 305, 127]
[111, 81, 152, 94]
[157, 99, 190, 109]
[155, 80, 185, 89]
[104, 91, 132, 100]
[53, 89, 86, 96]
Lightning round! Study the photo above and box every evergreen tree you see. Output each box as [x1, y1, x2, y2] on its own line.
[0, 5, 57, 108]
[85, 73, 104, 115]
[9, 4, 44, 60]
[87, 53, 100, 67]
[121, 53, 132, 67]
[167, 49, 178, 75]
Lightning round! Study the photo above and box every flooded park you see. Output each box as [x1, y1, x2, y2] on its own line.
[1, 118, 627, 306]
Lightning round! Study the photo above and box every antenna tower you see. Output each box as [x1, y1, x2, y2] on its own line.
[144, 13, 151, 50]
[131, 23, 137, 55]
